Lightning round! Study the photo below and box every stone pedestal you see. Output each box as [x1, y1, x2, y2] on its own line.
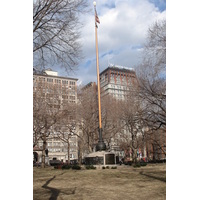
[84, 151, 116, 166]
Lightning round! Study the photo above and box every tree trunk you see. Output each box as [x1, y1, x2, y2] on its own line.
[67, 139, 70, 165]
[42, 139, 47, 168]
[134, 148, 138, 164]
[78, 141, 82, 165]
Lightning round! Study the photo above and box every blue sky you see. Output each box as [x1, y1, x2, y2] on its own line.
[56, 0, 166, 85]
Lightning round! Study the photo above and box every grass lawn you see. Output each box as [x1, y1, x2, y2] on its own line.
[33, 163, 166, 200]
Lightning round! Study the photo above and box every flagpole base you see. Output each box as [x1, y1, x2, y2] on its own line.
[96, 128, 106, 151]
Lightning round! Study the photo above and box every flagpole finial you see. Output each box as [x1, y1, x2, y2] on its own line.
[93, 1, 96, 6]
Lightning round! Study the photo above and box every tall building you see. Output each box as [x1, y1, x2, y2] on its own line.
[33, 68, 79, 163]
[99, 65, 148, 161]
[100, 64, 137, 100]
[98, 65, 137, 159]
[99, 65, 165, 162]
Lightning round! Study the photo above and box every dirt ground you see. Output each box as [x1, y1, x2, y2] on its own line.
[33, 163, 166, 200]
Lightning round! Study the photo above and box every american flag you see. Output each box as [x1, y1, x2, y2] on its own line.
[95, 8, 100, 27]
[95, 13, 100, 24]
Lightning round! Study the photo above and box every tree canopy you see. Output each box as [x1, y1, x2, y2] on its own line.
[33, 0, 89, 72]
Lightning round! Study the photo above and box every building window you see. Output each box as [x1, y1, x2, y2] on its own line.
[69, 81, 75, 85]
[39, 77, 46, 82]
[47, 78, 53, 82]
[62, 80, 68, 84]
[55, 79, 61, 84]
[69, 96, 75, 100]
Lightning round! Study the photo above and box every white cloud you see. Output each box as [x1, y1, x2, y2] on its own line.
[59, 0, 166, 85]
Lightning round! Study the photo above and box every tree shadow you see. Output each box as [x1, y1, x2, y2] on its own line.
[139, 171, 166, 183]
[41, 173, 76, 200]
[42, 175, 59, 200]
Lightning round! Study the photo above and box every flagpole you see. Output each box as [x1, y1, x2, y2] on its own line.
[93, 1, 106, 151]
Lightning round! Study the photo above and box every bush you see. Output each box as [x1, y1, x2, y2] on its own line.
[111, 166, 117, 169]
[133, 163, 141, 168]
[140, 162, 147, 167]
[62, 165, 71, 170]
[85, 165, 90, 169]
[148, 159, 166, 163]
[106, 166, 110, 169]
[102, 166, 106, 169]
[85, 165, 96, 170]
[133, 162, 147, 168]
[50, 160, 62, 166]
[72, 165, 81, 170]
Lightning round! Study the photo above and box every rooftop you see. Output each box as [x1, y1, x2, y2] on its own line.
[33, 68, 78, 81]
[100, 65, 135, 76]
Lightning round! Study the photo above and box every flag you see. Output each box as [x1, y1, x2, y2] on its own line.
[95, 8, 100, 27]
[95, 13, 100, 24]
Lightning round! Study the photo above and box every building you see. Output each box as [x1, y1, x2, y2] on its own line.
[98, 65, 138, 159]
[99, 65, 166, 162]
[99, 64, 137, 100]
[33, 68, 79, 163]
[33, 68, 77, 104]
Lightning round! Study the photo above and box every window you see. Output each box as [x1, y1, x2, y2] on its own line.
[47, 78, 53, 82]
[69, 81, 75, 85]
[39, 77, 45, 82]
[105, 73, 107, 79]
[55, 79, 61, 84]
[69, 96, 75, 100]
[62, 80, 68, 84]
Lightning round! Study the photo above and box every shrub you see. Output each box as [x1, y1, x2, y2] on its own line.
[85, 165, 96, 170]
[133, 162, 147, 168]
[140, 162, 147, 167]
[106, 166, 110, 169]
[133, 163, 141, 168]
[62, 165, 71, 170]
[85, 165, 90, 169]
[72, 165, 81, 170]
[111, 166, 117, 169]
[102, 166, 106, 169]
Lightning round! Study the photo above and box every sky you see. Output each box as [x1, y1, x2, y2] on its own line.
[55, 0, 166, 85]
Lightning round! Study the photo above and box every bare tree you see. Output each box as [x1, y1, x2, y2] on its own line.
[53, 103, 81, 164]
[135, 19, 166, 160]
[143, 20, 166, 71]
[33, 0, 89, 71]
[137, 19, 166, 131]
[101, 95, 124, 150]
[119, 94, 145, 164]
[144, 128, 166, 160]
[78, 84, 124, 154]
[33, 81, 62, 168]
[77, 84, 99, 153]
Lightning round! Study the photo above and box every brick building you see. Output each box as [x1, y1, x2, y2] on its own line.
[99, 64, 137, 100]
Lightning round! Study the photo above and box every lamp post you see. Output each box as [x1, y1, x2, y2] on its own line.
[93, 1, 106, 151]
